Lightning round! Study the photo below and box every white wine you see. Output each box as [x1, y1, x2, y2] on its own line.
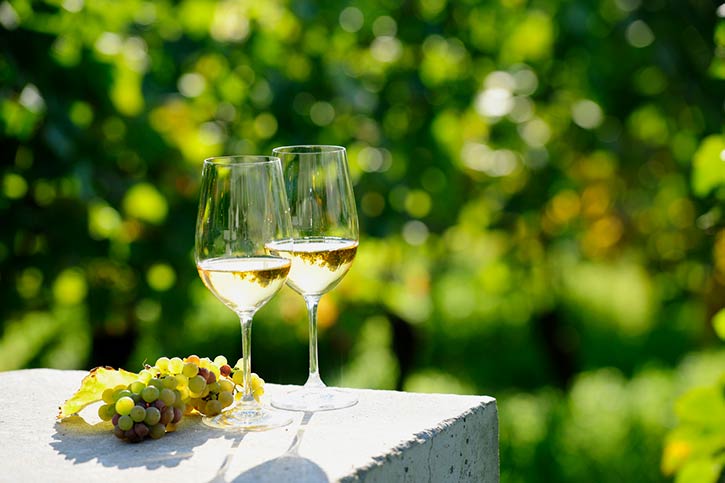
[266, 237, 357, 296]
[197, 257, 291, 313]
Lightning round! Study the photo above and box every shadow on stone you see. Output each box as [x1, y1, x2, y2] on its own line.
[50, 414, 235, 470]
[230, 454, 329, 483]
[226, 411, 328, 483]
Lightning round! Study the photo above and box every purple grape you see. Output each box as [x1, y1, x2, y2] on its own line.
[134, 423, 150, 439]
[160, 407, 174, 425]
[205, 371, 216, 384]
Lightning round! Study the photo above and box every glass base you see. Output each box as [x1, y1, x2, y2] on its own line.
[202, 402, 293, 431]
[271, 386, 358, 412]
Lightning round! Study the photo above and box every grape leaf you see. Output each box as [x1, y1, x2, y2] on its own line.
[58, 366, 139, 420]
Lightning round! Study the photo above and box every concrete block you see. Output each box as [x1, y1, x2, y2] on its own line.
[0, 369, 498, 482]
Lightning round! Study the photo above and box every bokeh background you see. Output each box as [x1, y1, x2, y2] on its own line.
[2, 0, 724, 481]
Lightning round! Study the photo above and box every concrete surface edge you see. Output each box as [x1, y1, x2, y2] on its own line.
[340, 398, 499, 482]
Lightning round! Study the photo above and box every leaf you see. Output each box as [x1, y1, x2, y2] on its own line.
[58, 367, 139, 420]
[661, 438, 693, 476]
[713, 309, 725, 342]
[675, 457, 723, 483]
[674, 386, 725, 426]
[691, 135, 725, 198]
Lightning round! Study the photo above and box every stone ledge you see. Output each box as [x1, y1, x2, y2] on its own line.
[0, 369, 498, 482]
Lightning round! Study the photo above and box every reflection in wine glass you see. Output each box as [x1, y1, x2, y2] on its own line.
[195, 155, 293, 430]
[268, 145, 359, 411]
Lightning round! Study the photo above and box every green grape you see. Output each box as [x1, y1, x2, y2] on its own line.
[175, 386, 189, 404]
[155, 357, 170, 372]
[251, 374, 264, 391]
[208, 382, 220, 394]
[98, 404, 114, 421]
[149, 424, 165, 440]
[144, 407, 161, 426]
[169, 357, 184, 374]
[218, 391, 234, 408]
[205, 400, 223, 416]
[102, 388, 116, 404]
[138, 369, 154, 383]
[188, 375, 206, 395]
[219, 380, 234, 393]
[174, 373, 188, 387]
[148, 378, 164, 389]
[194, 399, 206, 414]
[114, 389, 132, 402]
[130, 405, 146, 422]
[182, 362, 198, 378]
[161, 376, 177, 390]
[115, 396, 135, 416]
[253, 387, 264, 400]
[213, 355, 228, 366]
[142, 385, 160, 403]
[159, 388, 176, 407]
[117, 415, 134, 431]
[206, 362, 220, 381]
[129, 381, 146, 394]
[232, 371, 244, 386]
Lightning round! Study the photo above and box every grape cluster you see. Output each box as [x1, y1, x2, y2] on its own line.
[230, 365, 265, 401]
[97, 377, 183, 442]
[94, 354, 265, 443]
[149, 355, 237, 417]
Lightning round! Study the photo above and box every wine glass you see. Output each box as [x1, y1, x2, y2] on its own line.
[195, 155, 293, 430]
[267, 145, 359, 411]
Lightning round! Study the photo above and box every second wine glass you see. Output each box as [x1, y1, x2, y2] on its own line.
[267, 145, 359, 411]
[195, 155, 293, 430]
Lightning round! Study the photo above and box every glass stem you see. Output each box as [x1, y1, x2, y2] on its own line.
[304, 295, 325, 388]
[238, 312, 256, 404]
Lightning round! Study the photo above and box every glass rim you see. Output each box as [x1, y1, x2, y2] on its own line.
[272, 145, 346, 155]
[202, 155, 281, 166]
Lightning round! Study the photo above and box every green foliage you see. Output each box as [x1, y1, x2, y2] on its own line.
[662, 317, 725, 483]
[692, 135, 725, 198]
[1, 0, 724, 481]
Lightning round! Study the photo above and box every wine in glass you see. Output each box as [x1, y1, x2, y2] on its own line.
[267, 145, 359, 411]
[195, 155, 293, 430]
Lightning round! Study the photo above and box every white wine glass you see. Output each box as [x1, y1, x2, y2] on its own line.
[267, 145, 359, 411]
[195, 155, 293, 430]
